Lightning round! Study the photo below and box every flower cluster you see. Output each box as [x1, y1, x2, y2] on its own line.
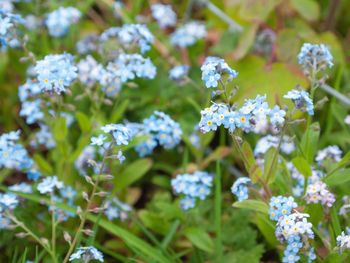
[104, 197, 132, 221]
[201, 56, 238, 88]
[284, 89, 314, 115]
[134, 111, 182, 157]
[0, 9, 23, 49]
[100, 123, 131, 146]
[171, 171, 213, 210]
[98, 53, 156, 97]
[336, 230, 350, 253]
[254, 135, 295, 157]
[9, 182, 32, 193]
[269, 196, 298, 221]
[100, 24, 154, 54]
[30, 124, 56, 149]
[69, 246, 104, 262]
[0, 130, 33, 170]
[231, 177, 251, 202]
[199, 95, 286, 134]
[19, 99, 44, 124]
[34, 53, 78, 94]
[304, 180, 335, 208]
[18, 79, 41, 102]
[170, 21, 206, 48]
[151, 4, 177, 29]
[169, 65, 190, 83]
[298, 43, 333, 74]
[315, 145, 342, 166]
[276, 213, 314, 263]
[45, 7, 81, 37]
[77, 55, 104, 87]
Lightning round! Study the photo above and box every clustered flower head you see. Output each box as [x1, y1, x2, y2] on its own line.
[304, 180, 335, 208]
[134, 111, 182, 157]
[151, 4, 177, 29]
[18, 79, 41, 102]
[45, 7, 81, 37]
[100, 24, 154, 54]
[315, 145, 342, 166]
[336, 230, 350, 253]
[169, 65, 190, 83]
[30, 124, 56, 149]
[9, 182, 32, 193]
[254, 135, 295, 157]
[171, 21, 206, 48]
[284, 89, 314, 115]
[98, 53, 156, 97]
[171, 171, 213, 210]
[201, 56, 238, 88]
[0, 9, 23, 49]
[19, 99, 44, 124]
[199, 95, 286, 134]
[269, 196, 298, 221]
[77, 55, 104, 87]
[298, 43, 333, 74]
[100, 123, 131, 146]
[0, 130, 33, 170]
[69, 246, 104, 262]
[104, 197, 132, 221]
[231, 177, 251, 202]
[34, 53, 78, 94]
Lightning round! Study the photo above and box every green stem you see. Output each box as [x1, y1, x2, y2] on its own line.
[215, 161, 223, 262]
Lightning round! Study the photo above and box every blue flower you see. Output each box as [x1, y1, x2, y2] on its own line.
[171, 21, 206, 47]
[284, 89, 314, 115]
[9, 183, 32, 193]
[90, 135, 107, 146]
[45, 7, 81, 37]
[0, 193, 18, 210]
[269, 196, 297, 221]
[151, 4, 177, 29]
[34, 53, 77, 94]
[171, 171, 213, 210]
[201, 56, 238, 88]
[101, 124, 131, 146]
[169, 65, 189, 82]
[0, 9, 23, 48]
[69, 246, 104, 262]
[37, 176, 64, 194]
[298, 43, 333, 72]
[269, 105, 286, 126]
[26, 170, 41, 181]
[19, 99, 44, 124]
[231, 177, 251, 201]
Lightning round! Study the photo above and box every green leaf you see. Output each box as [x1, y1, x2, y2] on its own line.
[138, 210, 170, 235]
[184, 227, 214, 253]
[290, 0, 320, 22]
[33, 154, 53, 174]
[114, 158, 153, 191]
[52, 117, 68, 141]
[242, 141, 262, 183]
[291, 157, 312, 177]
[233, 200, 269, 215]
[336, 151, 350, 169]
[201, 146, 231, 168]
[330, 206, 341, 237]
[75, 111, 92, 133]
[300, 122, 320, 163]
[263, 147, 279, 184]
[253, 214, 277, 246]
[110, 99, 129, 123]
[231, 24, 258, 60]
[324, 169, 350, 186]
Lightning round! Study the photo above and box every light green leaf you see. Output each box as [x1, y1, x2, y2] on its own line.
[33, 154, 53, 174]
[300, 122, 320, 164]
[52, 117, 68, 141]
[290, 0, 320, 21]
[324, 169, 350, 186]
[263, 147, 279, 184]
[292, 157, 312, 177]
[114, 158, 153, 191]
[75, 111, 92, 133]
[184, 227, 214, 253]
[233, 200, 269, 215]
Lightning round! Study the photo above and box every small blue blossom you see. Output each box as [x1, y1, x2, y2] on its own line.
[19, 99, 44, 124]
[0, 192, 19, 210]
[30, 124, 56, 149]
[60, 186, 77, 205]
[284, 89, 314, 115]
[269, 196, 297, 221]
[0, 130, 33, 170]
[101, 124, 131, 145]
[26, 170, 41, 181]
[18, 79, 41, 102]
[34, 53, 77, 94]
[151, 4, 177, 29]
[104, 197, 132, 221]
[45, 7, 81, 37]
[37, 176, 64, 194]
[231, 177, 251, 202]
[171, 21, 206, 48]
[0, 9, 23, 48]
[9, 183, 32, 193]
[69, 246, 104, 262]
[100, 24, 154, 53]
[171, 171, 213, 210]
[254, 135, 295, 157]
[75, 146, 96, 176]
[201, 56, 238, 88]
[169, 65, 189, 82]
[298, 43, 333, 73]
[269, 105, 286, 126]
[90, 135, 107, 146]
